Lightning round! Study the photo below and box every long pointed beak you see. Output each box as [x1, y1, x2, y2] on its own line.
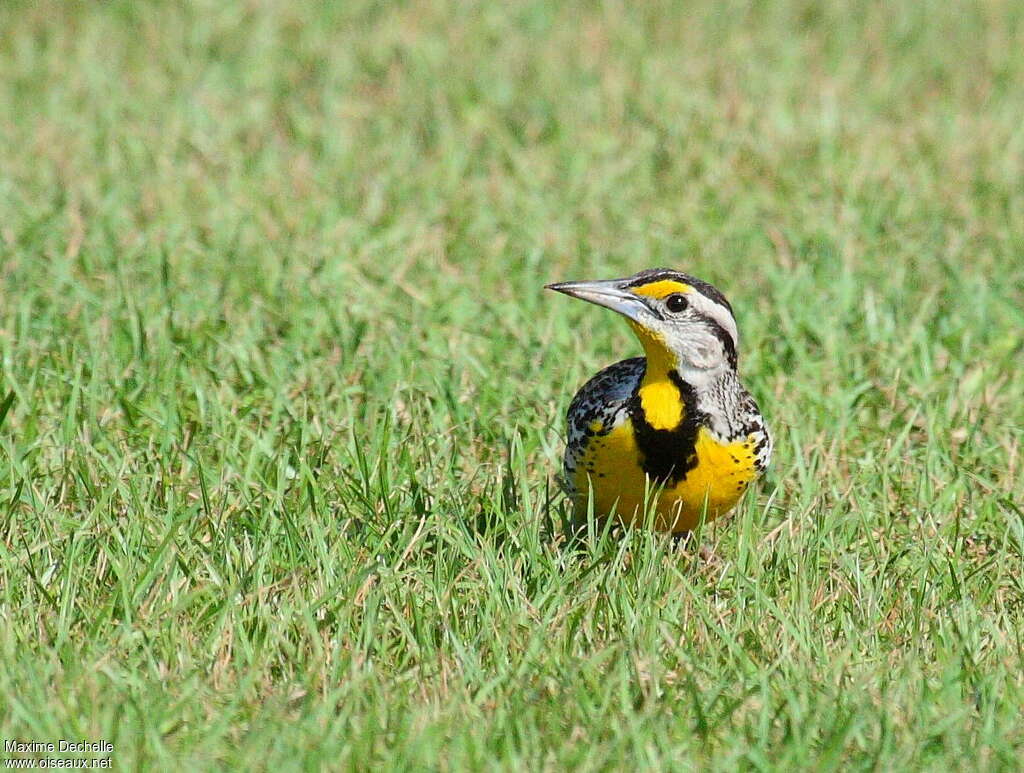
[545, 279, 652, 324]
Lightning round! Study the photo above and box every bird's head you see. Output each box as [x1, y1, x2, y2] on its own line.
[546, 268, 740, 382]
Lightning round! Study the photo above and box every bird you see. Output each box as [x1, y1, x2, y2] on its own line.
[546, 268, 772, 533]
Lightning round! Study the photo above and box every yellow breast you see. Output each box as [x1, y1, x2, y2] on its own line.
[573, 421, 759, 533]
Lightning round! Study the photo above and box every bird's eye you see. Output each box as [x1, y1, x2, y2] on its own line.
[665, 293, 688, 313]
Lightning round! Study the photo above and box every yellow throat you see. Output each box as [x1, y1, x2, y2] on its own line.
[629, 321, 684, 431]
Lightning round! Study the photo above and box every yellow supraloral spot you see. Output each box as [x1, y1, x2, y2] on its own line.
[630, 280, 692, 299]
[589, 420, 604, 433]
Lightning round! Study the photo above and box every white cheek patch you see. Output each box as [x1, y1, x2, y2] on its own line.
[683, 334, 722, 369]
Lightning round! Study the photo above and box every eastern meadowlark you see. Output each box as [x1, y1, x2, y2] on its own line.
[547, 268, 772, 533]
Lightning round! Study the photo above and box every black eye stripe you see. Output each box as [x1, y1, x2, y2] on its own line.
[698, 314, 738, 368]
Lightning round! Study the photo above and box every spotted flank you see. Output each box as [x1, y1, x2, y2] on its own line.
[548, 268, 773, 533]
[563, 357, 646, 495]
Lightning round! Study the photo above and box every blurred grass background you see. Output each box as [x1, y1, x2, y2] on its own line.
[1, 0, 1023, 769]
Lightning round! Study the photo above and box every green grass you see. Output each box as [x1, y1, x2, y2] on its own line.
[2, 0, 1023, 769]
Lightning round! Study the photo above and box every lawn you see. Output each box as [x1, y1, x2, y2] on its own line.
[1, 0, 1023, 769]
